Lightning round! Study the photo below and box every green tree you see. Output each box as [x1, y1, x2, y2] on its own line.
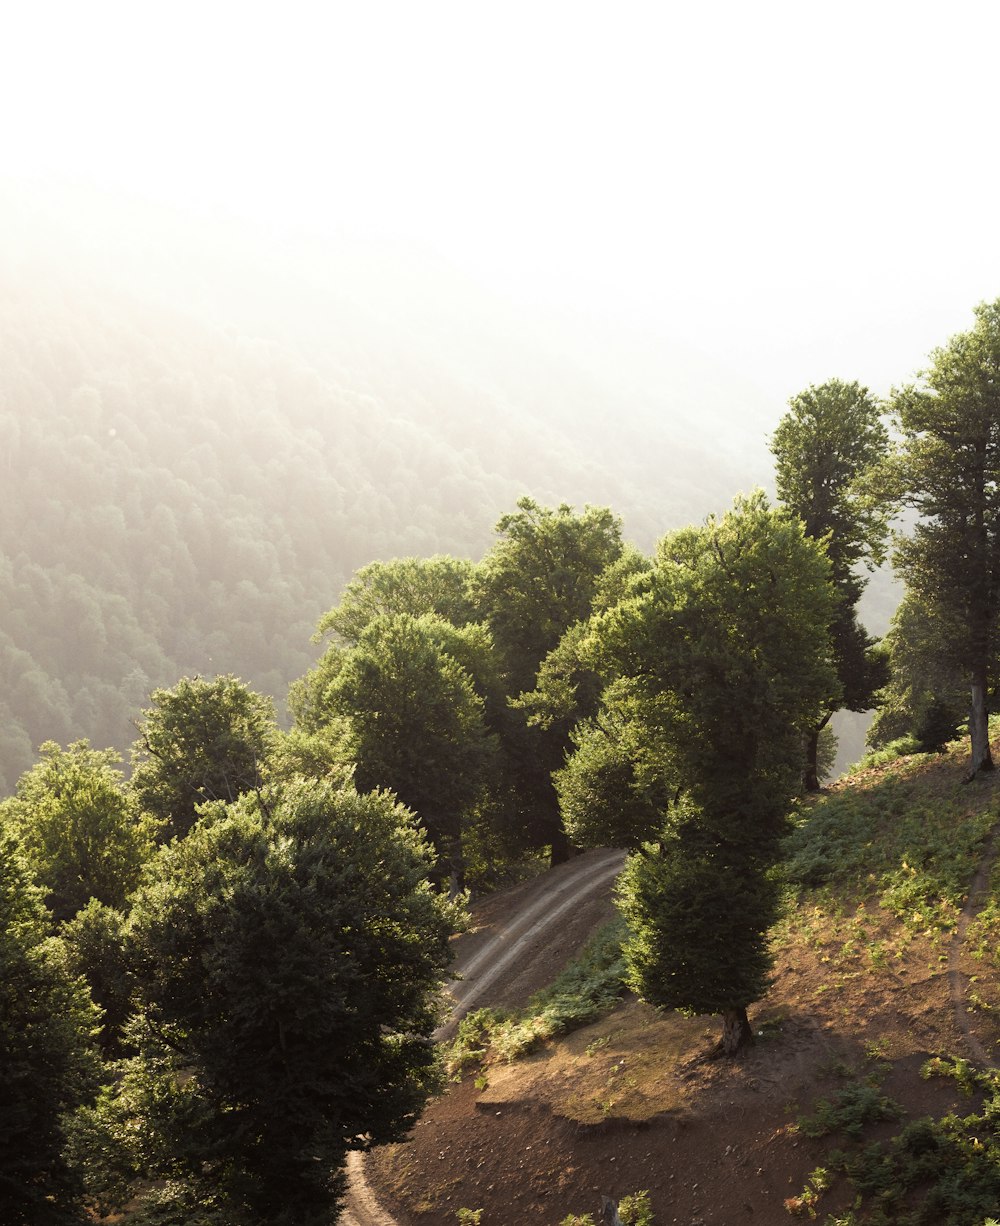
[555, 682, 671, 850]
[880, 301, 1000, 778]
[0, 835, 101, 1224]
[771, 378, 890, 789]
[76, 779, 458, 1225]
[867, 590, 966, 752]
[314, 555, 477, 646]
[0, 740, 155, 922]
[61, 900, 132, 1056]
[289, 557, 478, 739]
[470, 497, 625, 860]
[585, 493, 837, 1054]
[472, 497, 624, 696]
[330, 613, 497, 885]
[131, 675, 277, 839]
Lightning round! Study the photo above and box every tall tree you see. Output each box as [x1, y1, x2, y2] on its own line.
[73, 780, 458, 1225]
[472, 498, 624, 695]
[771, 379, 890, 789]
[866, 589, 966, 752]
[0, 740, 156, 921]
[314, 555, 478, 646]
[470, 497, 624, 860]
[288, 556, 478, 741]
[131, 675, 277, 839]
[0, 835, 101, 1223]
[580, 493, 837, 1054]
[881, 301, 1000, 779]
[330, 613, 498, 885]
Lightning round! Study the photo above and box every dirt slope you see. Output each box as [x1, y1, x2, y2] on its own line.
[342, 850, 624, 1226]
[359, 763, 1000, 1226]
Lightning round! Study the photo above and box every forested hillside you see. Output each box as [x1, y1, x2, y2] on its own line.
[0, 195, 775, 791]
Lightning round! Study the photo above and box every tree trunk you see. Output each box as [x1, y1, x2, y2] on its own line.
[600, 1196, 624, 1226]
[718, 1006, 754, 1057]
[967, 670, 995, 781]
[447, 831, 465, 898]
[803, 725, 821, 792]
[965, 455, 994, 782]
[549, 824, 571, 866]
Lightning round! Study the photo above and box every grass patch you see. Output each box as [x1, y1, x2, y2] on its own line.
[784, 747, 997, 938]
[446, 918, 627, 1075]
[797, 1059, 1000, 1225]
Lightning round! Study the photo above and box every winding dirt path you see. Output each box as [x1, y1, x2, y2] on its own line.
[339, 849, 626, 1226]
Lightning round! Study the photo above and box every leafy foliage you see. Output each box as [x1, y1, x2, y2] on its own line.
[471, 498, 625, 858]
[329, 613, 498, 880]
[314, 555, 479, 646]
[77, 779, 459, 1224]
[471, 497, 624, 697]
[798, 1082, 903, 1140]
[555, 694, 671, 850]
[131, 675, 277, 839]
[584, 492, 837, 1045]
[0, 739, 155, 920]
[819, 1062, 1000, 1225]
[772, 379, 889, 589]
[60, 899, 132, 1055]
[868, 590, 969, 752]
[771, 378, 890, 788]
[0, 834, 101, 1224]
[880, 299, 1000, 775]
[617, 825, 782, 1017]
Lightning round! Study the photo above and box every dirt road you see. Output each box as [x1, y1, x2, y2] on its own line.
[340, 848, 626, 1226]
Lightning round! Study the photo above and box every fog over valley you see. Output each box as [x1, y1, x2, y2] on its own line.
[1, 1, 998, 786]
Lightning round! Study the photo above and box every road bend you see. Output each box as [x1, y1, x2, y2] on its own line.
[340, 848, 626, 1226]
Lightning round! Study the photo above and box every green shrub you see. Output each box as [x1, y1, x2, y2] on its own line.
[798, 1082, 903, 1140]
[810, 1061, 1000, 1224]
[618, 1188, 654, 1225]
[849, 737, 922, 773]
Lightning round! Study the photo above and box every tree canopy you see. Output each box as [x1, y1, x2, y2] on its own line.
[0, 740, 155, 921]
[471, 497, 625, 860]
[771, 379, 889, 788]
[471, 497, 624, 696]
[328, 614, 498, 885]
[76, 779, 459, 1225]
[880, 299, 1000, 777]
[131, 675, 277, 839]
[0, 835, 101, 1224]
[580, 492, 838, 1052]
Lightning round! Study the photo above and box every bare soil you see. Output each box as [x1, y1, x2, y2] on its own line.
[365, 776, 1000, 1226]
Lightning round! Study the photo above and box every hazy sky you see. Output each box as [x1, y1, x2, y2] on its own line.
[4, 0, 1000, 404]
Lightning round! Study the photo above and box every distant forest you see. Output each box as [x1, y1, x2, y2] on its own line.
[0, 242, 773, 792]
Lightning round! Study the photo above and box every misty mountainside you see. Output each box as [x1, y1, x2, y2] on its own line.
[0, 195, 778, 792]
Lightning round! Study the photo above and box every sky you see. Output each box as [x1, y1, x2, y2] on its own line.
[4, 0, 1000, 406]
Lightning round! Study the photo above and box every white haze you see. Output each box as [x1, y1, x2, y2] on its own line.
[5, 0, 995, 776]
[5, 0, 1000, 407]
